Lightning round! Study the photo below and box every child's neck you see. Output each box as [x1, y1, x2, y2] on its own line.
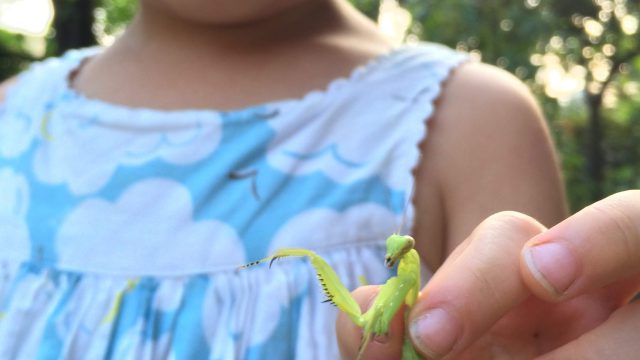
[125, 0, 351, 55]
[71, 0, 393, 111]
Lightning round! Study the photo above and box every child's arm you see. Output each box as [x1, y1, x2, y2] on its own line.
[413, 61, 567, 272]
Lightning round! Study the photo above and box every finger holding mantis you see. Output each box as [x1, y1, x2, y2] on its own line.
[336, 285, 407, 360]
[240, 234, 424, 360]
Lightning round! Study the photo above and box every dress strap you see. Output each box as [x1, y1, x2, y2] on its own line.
[2, 48, 99, 121]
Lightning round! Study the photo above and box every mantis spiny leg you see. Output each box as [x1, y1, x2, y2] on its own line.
[240, 248, 364, 326]
[356, 274, 417, 360]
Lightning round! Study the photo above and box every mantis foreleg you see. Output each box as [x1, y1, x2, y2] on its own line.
[240, 248, 364, 326]
[357, 274, 416, 360]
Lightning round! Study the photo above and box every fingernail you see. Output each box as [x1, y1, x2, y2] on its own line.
[410, 308, 460, 358]
[373, 334, 389, 344]
[368, 295, 392, 344]
[524, 242, 578, 296]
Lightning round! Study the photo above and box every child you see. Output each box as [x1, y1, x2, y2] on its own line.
[0, 0, 566, 358]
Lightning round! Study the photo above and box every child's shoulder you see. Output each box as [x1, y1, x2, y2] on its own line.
[431, 60, 551, 187]
[435, 60, 545, 145]
[0, 76, 17, 103]
[445, 61, 536, 107]
[370, 42, 467, 79]
[380, 43, 542, 148]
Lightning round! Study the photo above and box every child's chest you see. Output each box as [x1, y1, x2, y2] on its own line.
[0, 105, 407, 275]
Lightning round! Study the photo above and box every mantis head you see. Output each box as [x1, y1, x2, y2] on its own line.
[384, 234, 415, 268]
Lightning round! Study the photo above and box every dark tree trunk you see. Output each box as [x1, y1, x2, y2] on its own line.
[586, 93, 604, 202]
[52, 0, 97, 55]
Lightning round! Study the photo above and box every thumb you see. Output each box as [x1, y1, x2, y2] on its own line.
[336, 285, 405, 360]
[521, 190, 640, 302]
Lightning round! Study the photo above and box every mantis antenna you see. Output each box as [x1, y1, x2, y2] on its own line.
[397, 179, 416, 235]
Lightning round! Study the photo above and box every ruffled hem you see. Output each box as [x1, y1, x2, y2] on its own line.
[0, 243, 393, 360]
[25, 46, 410, 126]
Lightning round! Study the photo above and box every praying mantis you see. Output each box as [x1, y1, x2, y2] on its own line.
[240, 233, 424, 360]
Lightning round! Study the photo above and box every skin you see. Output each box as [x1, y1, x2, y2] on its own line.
[0, 77, 16, 99]
[521, 191, 640, 359]
[67, 0, 394, 111]
[339, 192, 640, 359]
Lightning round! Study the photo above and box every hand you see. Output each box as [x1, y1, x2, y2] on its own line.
[518, 190, 640, 359]
[337, 190, 640, 359]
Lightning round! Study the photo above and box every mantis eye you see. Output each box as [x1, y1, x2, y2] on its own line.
[384, 256, 395, 268]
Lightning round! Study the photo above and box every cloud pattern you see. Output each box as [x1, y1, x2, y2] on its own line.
[269, 203, 400, 252]
[55, 179, 245, 274]
[0, 167, 31, 260]
[33, 110, 223, 195]
[265, 79, 425, 191]
[0, 44, 464, 358]
[0, 109, 38, 159]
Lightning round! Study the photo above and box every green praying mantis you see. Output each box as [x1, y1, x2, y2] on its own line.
[240, 233, 424, 360]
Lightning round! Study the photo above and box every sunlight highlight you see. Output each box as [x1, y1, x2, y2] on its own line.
[621, 14, 639, 35]
[0, 0, 54, 36]
[535, 53, 587, 104]
[377, 0, 412, 46]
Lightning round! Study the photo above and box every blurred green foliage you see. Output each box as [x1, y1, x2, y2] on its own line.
[400, 0, 640, 211]
[97, 0, 137, 36]
[0, 30, 34, 77]
[0, 0, 638, 212]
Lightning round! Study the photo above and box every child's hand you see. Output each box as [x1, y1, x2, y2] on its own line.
[337, 190, 640, 359]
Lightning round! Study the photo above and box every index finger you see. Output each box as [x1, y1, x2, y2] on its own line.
[407, 211, 546, 359]
[520, 190, 640, 302]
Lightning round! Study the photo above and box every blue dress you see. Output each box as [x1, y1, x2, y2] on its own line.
[0, 43, 466, 359]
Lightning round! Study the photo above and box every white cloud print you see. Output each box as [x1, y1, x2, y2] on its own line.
[108, 320, 173, 360]
[266, 96, 422, 190]
[202, 268, 306, 358]
[33, 111, 222, 195]
[0, 109, 38, 158]
[0, 167, 31, 260]
[269, 203, 400, 253]
[55, 178, 245, 275]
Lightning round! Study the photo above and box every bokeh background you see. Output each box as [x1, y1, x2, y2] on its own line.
[1, 0, 638, 212]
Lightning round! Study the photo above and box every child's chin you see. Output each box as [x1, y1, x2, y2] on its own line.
[142, 0, 313, 27]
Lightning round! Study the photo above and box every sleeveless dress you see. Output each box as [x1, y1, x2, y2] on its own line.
[0, 43, 467, 359]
